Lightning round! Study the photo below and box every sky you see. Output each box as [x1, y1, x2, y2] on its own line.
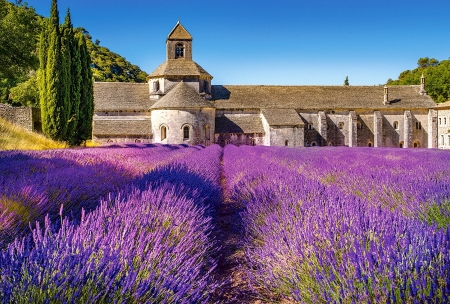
[17, 0, 450, 85]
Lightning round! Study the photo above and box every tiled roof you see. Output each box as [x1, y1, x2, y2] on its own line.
[167, 22, 192, 40]
[151, 81, 214, 109]
[148, 60, 212, 78]
[93, 116, 151, 136]
[262, 108, 304, 126]
[434, 100, 450, 109]
[211, 85, 436, 110]
[215, 114, 264, 134]
[93, 82, 153, 112]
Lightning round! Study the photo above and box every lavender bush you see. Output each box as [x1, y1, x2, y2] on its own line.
[0, 144, 222, 303]
[0, 144, 199, 248]
[223, 145, 450, 302]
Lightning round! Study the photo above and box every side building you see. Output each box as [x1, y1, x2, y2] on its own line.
[92, 21, 438, 148]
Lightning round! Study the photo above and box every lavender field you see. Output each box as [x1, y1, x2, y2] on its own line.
[1, 144, 449, 303]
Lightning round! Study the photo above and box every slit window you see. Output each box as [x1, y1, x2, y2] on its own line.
[416, 121, 422, 130]
[205, 125, 210, 140]
[393, 121, 398, 130]
[161, 126, 167, 140]
[183, 126, 189, 140]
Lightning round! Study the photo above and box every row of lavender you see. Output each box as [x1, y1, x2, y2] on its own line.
[0, 144, 222, 302]
[0, 143, 200, 248]
[224, 145, 450, 302]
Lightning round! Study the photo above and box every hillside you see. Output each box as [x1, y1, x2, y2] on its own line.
[0, 117, 66, 150]
[387, 57, 450, 103]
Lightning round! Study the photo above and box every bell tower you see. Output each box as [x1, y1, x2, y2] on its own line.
[166, 21, 193, 60]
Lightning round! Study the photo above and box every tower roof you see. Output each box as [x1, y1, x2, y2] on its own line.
[148, 59, 212, 79]
[167, 21, 192, 41]
[151, 81, 214, 109]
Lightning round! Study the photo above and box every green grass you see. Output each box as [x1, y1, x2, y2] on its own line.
[0, 117, 67, 150]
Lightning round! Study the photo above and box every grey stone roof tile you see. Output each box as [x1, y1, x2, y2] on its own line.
[211, 85, 436, 110]
[151, 81, 214, 109]
[262, 108, 304, 126]
[93, 117, 151, 136]
[215, 114, 264, 134]
[148, 60, 212, 78]
[93, 82, 153, 112]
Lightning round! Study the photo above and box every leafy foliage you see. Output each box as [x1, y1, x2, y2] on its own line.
[344, 76, 349, 86]
[387, 57, 450, 103]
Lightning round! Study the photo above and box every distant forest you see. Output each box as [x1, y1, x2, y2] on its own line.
[387, 57, 450, 103]
[0, 0, 147, 107]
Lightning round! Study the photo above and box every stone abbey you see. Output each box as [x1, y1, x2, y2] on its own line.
[92, 22, 443, 148]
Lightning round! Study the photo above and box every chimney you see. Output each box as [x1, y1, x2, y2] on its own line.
[383, 85, 389, 105]
[419, 73, 427, 95]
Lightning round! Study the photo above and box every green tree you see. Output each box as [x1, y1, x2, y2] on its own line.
[0, 0, 40, 101]
[76, 32, 93, 144]
[9, 72, 39, 106]
[40, 0, 68, 141]
[344, 76, 349, 86]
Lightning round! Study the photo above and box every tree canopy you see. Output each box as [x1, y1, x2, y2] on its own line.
[387, 58, 450, 103]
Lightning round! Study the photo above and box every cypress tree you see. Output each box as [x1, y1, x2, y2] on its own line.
[37, 28, 48, 133]
[41, 0, 68, 141]
[77, 32, 93, 144]
[62, 9, 81, 145]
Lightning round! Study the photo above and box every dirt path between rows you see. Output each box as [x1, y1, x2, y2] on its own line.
[209, 160, 261, 303]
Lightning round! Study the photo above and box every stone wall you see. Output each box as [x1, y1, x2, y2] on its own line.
[151, 108, 215, 145]
[0, 103, 33, 131]
[214, 133, 264, 146]
[437, 108, 450, 148]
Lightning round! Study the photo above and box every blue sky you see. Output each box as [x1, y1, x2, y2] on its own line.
[19, 0, 450, 85]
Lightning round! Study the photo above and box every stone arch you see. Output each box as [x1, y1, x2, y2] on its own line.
[160, 124, 169, 141]
[285, 140, 289, 146]
[367, 141, 373, 147]
[393, 121, 399, 130]
[181, 123, 192, 141]
[399, 141, 404, 148]
[413, 141, 420, 148]
[311, 141, 317, 146]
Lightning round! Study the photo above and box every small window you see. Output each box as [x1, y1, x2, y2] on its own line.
[399, 142, 403, 148]
[338, 122, 344, 129]
[445, 117, 447, 125]
[393, 121, 398, 130]
[251, 138, 256, 146]
[413, 142, 420, 148]
[161, 126, 167, 141]
[153, 81, 159, 92]
[311, 141, 317, 146]
[205, 125, 210, 140]
[135, 139, 142, 143]
[175, 43, 184, 58]
[441, 135, 445, 145]
[368, 142, 372, 147]
[357, 122, 362, 130]
[183, 126, 189, 140]
[416, 121, 422, 130]
[285, 140, 289, 146]
[308, 123, 313, 130]
[439, 118, 442, 125]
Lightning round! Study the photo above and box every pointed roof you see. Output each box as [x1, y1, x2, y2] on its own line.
[167, 21, 192, 40]
[148, 59, 212, 78]
[151, 81, 214, 109]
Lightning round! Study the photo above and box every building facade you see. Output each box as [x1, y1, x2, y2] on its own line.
[92, 22, 441, 148]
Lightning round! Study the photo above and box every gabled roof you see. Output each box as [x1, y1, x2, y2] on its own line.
[434, 100, 450, 109]
[148, 60, 212, 78]
[94, 82, 154, 112]
[262, 108, 304, 126]
[167, 21, 192, 40]
[215, 114, 264, 134]
[212, 85, 436, 110]
[151, 81, 214, 109]
[93, 117, 152, 136]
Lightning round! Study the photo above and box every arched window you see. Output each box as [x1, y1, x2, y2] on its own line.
[399, 141, 404, 148]
[448, 135, 450, 146]
[441, 135, 445, 145]
[203, 80, 209, 93]
[175, 43, 184, 58]
[205, 125, 210, 140]
[183, 125, 189, 140]
[285, 140, 289, 146]
[338, 122, 344, 129]
[368, 142, 372, 147]
[445, 117, 447, 125]
[153, 81, 159, 92]
[413, 142, 420, 148]
[439, 118, 442, 125]
[311, 141, 317, 146]
[357, 122, 362, 130]
[415, 121, 422, 130]
[308, 123, 313, 130]
[393, 121, 398, 130]
[161, 126, 167, 141]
